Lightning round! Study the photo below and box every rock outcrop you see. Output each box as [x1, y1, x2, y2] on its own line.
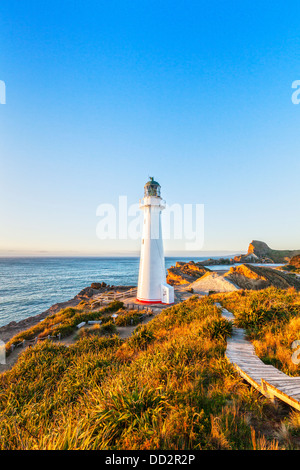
[290, 255, 300, 269]
[225, 264, 300, 290]
[281, 255, 300, 273]
[247, 240, 300, 264]
[233, 253, 260, 263]
[167, 261, 211, 286]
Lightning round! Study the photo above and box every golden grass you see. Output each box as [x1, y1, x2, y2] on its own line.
[0, 294, 293, 450]
[214, 287, 300, 377]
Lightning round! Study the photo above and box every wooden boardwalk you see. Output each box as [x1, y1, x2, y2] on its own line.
[217, 303, 300, 411]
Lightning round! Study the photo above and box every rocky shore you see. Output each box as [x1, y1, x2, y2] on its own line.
[0, 283, 135, 343]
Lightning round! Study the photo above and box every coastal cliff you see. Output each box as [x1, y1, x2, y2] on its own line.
[247, 240, 300, 264]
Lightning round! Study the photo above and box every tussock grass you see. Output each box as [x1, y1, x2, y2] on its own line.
[114, 309, 152, 326]
[0, 295, 290, 449]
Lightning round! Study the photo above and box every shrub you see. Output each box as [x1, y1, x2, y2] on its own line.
[201, 317, 232, 341]
[77, 324, 102, 339]
[115, 310, 144, 326]
[127, 325, 155, 350]
[99, 321, 117, 336]
[102, 301, 124, 313]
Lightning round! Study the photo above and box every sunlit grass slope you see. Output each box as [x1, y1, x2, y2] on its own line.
[215, 287, 300, 377]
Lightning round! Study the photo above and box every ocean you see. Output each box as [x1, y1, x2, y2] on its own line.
[0, 256, 231, 328]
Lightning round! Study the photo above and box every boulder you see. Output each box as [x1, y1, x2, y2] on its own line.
[91, 282, 102, 289]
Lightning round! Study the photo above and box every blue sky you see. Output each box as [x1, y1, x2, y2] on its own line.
[0, 0, 300, 256]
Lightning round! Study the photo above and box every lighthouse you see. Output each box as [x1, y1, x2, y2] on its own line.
[137, 177, 174, 304]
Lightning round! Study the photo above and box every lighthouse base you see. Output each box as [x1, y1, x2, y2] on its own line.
[136, 299, 174, 306]
[136, 299, 163, 304]
[136, 283, 175, 305]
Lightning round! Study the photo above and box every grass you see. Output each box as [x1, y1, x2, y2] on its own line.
[0, 294, 295, 450]
[114, 309, 152, 326]
[215, 287, 300, 376]
[5, 300, 124, 353]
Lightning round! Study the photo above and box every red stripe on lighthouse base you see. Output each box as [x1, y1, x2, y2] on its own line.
[136, 298, 174, 305]
[136, 298, 162, 304]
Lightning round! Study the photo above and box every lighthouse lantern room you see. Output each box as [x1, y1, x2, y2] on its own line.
[137, 177, 174, 304]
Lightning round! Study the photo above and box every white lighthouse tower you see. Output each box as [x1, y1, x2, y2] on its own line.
[137, 177, 174, 304]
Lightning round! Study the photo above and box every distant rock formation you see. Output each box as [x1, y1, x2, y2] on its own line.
[247, 240, 300, 264]
[197, 257, 234, 266]
[192, 241, 300, 267]
[166, 261, 211, 286]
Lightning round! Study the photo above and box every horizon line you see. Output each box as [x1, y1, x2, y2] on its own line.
[0, 250, 245, 258]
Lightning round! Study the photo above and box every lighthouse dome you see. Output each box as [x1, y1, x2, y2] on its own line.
[144, 177, 161, 197]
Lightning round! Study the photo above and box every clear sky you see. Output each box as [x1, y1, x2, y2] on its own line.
[0, 0, 300, 256]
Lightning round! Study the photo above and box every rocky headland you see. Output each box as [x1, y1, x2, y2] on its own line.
[247, 240, 300, 264]
[195, 240, 300, 266]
